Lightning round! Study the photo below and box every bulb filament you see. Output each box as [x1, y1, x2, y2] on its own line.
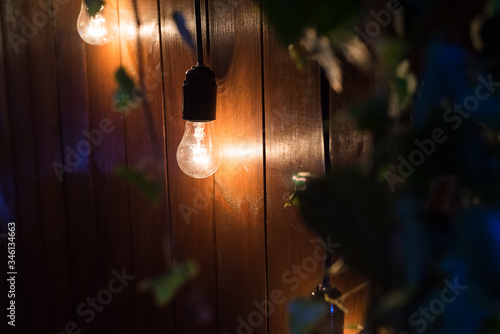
[191, 124, 209, 166]
[88, 9, 107, 39]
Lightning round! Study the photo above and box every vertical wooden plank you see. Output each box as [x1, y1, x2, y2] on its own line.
[210, 0, 267, 333]
[0, 6, 16, 334]
[330, 61, 372, 168]
[0, 0, 49, 332]
[83, 0, 136, 331]
[22, 0, 73, 332]
[0, 0, 15, 224]
[160, 0, 218, 333]
[330, 60, 372, 333]
[52, 0, 103, 332]
[263, 25, 326, 334]
[118, 0, 174, 332]
[332, 272, 368, 333]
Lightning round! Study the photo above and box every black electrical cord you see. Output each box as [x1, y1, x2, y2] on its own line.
[320, 68, 333, 288]
[194, 0, 204, 66]
[182, 0, 217, 121]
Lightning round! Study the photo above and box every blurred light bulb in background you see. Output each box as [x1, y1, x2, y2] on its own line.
[177, 121, 221, 179]
[77, 1, 117, 45]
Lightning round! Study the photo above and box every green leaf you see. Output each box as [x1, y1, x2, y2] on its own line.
[85, 0, 105, 17]
[378, 39, 409, 78]
[348, 97, 389, 139]
[114, 166, 161, 205]
[288, 44, 307, 72]
[114, 67, 138, 113]
[115, 67, 135, 95]
[393, 60, 417, 111]
[261, 0, 360, 44]
[138, 261, 199, 306]
[297, 169, 394, 286]
[489, 0, 500, 14]
[288, 298, 327, 334]
[284, 192, 299, 208]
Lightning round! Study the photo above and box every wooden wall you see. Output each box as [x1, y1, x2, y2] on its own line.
[0, 0, 367, 333]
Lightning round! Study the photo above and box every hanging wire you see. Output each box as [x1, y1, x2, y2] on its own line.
[194, 0, 204, 66]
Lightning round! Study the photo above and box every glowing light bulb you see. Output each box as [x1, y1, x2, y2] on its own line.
[77, 1, 117, 45]
[177, 121, 221, 179]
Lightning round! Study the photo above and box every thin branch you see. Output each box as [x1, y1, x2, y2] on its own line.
[130, 0, 163, 179]
[323, 281, 370, 314]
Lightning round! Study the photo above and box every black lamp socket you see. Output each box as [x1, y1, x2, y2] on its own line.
[182, 65, 217, 121]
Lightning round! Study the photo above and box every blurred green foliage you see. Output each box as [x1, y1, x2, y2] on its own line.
[114, 67, 137, 112]
[288, 299, 328, 334]
[138, 261, 199, 306]
[114, 165, 162, 205]
[261, 0, 360, 44]
[85, 0, 105, 17]
[261, 0, 500, 332]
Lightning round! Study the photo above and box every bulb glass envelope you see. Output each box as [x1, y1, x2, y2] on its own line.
[77, 2, 117, 45]
[177, 121, 221, 178]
